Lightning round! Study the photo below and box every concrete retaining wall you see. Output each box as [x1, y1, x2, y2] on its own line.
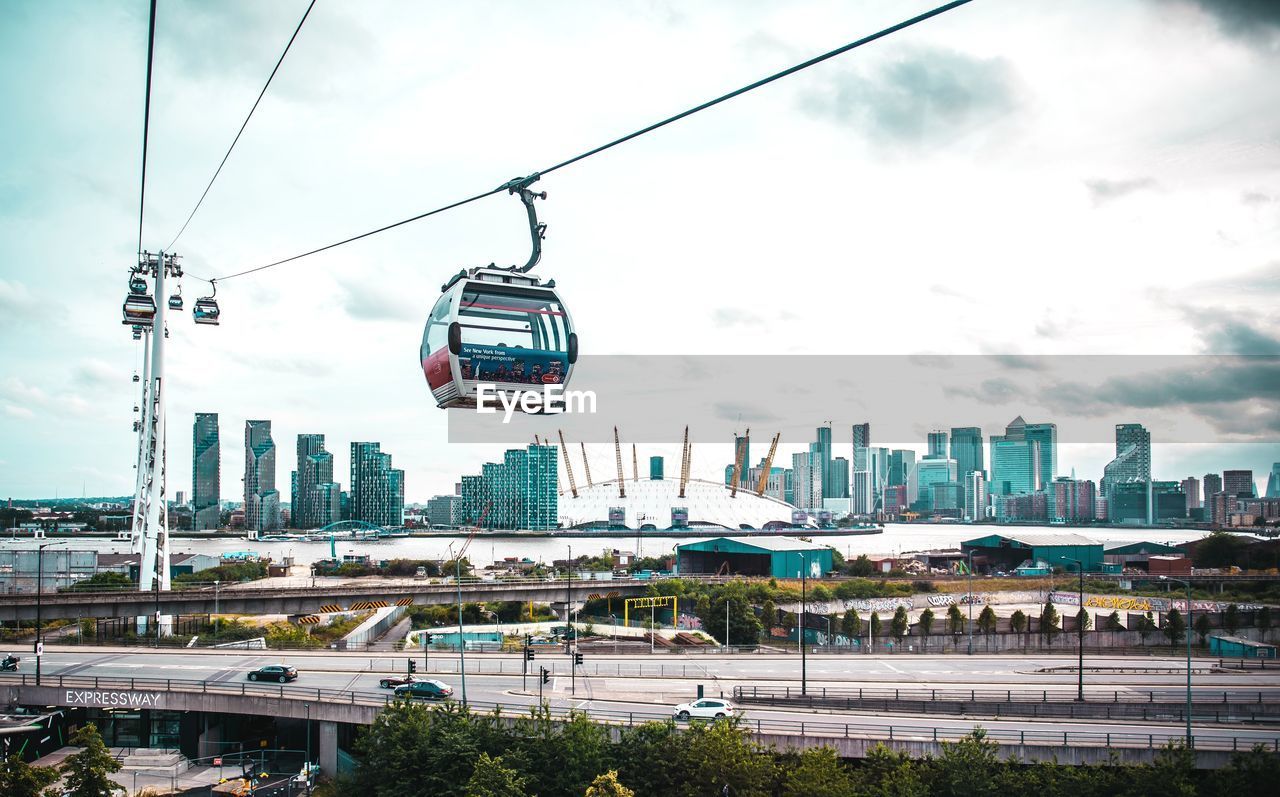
[338, 606, 405, 649]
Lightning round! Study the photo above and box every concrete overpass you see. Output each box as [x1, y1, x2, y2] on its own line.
[0, 576, 677, 622]
[2, 672, 1272, 772]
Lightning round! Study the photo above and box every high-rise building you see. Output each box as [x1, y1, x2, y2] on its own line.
[852, 423, 871, 469]
[963, 471, 987, 522]
[887, 449, 916, 492]
[851, 470, 874, 515]
[1209, 491, 1233, 526]
[1223, 470, 1256, 498]
[989, 417, 1042, 496]
[815, 425, 841, 499]
[1203, 473, 1222, 498]
[950, 427, 984, 479]
[926, 430, 948, 460]
[1051, 477, 1096, 523]
[830, 458, 849, 501]
[426, 495, 462, 527]
[292, 434, 333, 530]
[883, 484, 908, 516]
[462, 445, 558, 530]
[1024, 422, 1057, 496]
[791, 450, 823, 511]
[1181, 477, 1201, 512]
[915, 458, 957, 511]
[1114, 424, 1152, 480]
[350, 442, 405, 527]
[1152, 481, 1187, 521]
[244, 420, 280, 531]
[1267, 463, 1280, 498]
[192, 413, 220, 530]
[931, 482, 963, 514]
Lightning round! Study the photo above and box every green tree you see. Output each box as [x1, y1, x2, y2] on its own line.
[678, 719, 777, 797]
[1164, 608, 1186, 646]
[1193, 530, 1247, 568]
[355, 702, 507, 797]
[891, 605, 909, 643]
[781, 747, 855, 797]
[760, 600, 776, 633]
[919, 608, 935, 649]
[1143, 742, 1199, 797]
[465, 753, 526, 797]
[848, 555, 875, 577]
[60, 572, 134, 593]
[0, 754, 58, 797]
[59, 723, 123, 797]
[851, 745, 928, 797]
[585, 770, 635, 797]
[1224, 603, 1241, 635]
[1258, 606, 1272, 641]
[506, 711, 612, 797]
[869, 611, 883, 642]
[841, 608, 862, 640]
[1040, 600, 1060, 645]
[1075, 608, 1092, 632]
[931, 730, 1002, 797]
[977, 605, 997, 636]
[1194, 613, 1211, 646]
[947, 604, 965, 635]
[1010, 610, 1027, 645]
[1105, 610, 1124, 631]
[1136, 612, 1157, 646]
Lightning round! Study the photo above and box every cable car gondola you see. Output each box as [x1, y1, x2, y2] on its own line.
[421, 177, 577, 411]
[131, 326, 143, 340]
[129, 273, 148, 294]
[168, 283, 183, 311]
[193, 280, 220, 325]
[123, 295, 156, 327]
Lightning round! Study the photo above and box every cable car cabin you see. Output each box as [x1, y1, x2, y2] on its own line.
[421, 266, 577, 410]
[122, 294, 156, 326]
[129, 275, 148, 294]
[131, 326, 143, 340]
[168, 293, 183, 310]
[192, 297, 220, 325]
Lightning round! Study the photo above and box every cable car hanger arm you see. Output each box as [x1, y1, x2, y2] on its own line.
[497, 173, 547, 273]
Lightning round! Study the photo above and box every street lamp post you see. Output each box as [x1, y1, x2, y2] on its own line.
[1058, 556, 1085, 701]
[304, 702, 312, 795]
[35, 540, 66, 686]
[213, 580, 220, 637]
[800, 552, 807, 696]
[1161, 575, 1193, 748]
[610, 614, 617, 655]
[455, 556, 467, 706]
[966, 550, 974, 655]
[724, 598, 731, 650]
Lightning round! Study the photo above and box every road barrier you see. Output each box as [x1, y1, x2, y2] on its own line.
[2, 672, 1275, 754]
[731, 685, 1280, 723]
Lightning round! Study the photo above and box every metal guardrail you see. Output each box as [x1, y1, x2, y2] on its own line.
[732, 685, 1280, 705]
[3, 673, 1276, 753]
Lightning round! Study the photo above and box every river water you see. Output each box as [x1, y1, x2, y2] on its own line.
[2, 524, 1213, 568]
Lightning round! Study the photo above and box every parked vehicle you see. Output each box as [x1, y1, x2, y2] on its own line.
[393, 679, 453, 701]
[247, 665, 298, 683]
[672, 698, 735, 721]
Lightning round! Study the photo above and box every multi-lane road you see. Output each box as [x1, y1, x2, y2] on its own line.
[9, 647, 1280, 751]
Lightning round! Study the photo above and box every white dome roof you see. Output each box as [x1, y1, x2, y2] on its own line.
[558, 477, 801, 530]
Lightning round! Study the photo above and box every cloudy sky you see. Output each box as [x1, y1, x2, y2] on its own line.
[1, 0, 1278, 503]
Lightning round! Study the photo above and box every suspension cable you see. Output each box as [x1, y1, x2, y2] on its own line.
[136, 0, 158, 257]
[200, 0, 975, 283]
[166, 0, 318, 251]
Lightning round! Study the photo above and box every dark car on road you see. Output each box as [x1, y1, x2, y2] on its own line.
[393, 679, 453, 701]
[247, 665, 298, 683]
[379, 673, 419, 689]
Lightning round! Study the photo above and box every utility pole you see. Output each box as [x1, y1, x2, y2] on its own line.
[966, 550, 974, 655]
[800, 552, 807, 695]
[455, 557, 466, 706]
[35, 541, 65, 686]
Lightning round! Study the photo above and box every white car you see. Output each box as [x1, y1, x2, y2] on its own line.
[673, 698, 736, 721]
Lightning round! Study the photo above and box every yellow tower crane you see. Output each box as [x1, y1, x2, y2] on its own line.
[756, 432, 780, 496]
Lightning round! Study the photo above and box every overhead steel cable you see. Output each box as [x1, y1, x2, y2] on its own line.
[165, 0, 318, 250]
[136, 0, 158, 256]
[200, 0, 974, 283]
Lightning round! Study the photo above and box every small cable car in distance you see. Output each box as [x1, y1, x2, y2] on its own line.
[421, 175, 577, 411]
[168, 283, 183, 310]
[193, 280, 221, 325]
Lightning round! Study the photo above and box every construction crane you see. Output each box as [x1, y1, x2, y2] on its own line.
[678, 426, 690, 499]
[756, 432, 780, 496]
[729, 428, 749, 498]
[581, 442, 594, 488]
[558, 430, 578, 499]
[614, 426, 626, 498]
[455, 501, 492, 566]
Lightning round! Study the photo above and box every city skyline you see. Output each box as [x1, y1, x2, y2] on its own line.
[2, 1, 1279, 501]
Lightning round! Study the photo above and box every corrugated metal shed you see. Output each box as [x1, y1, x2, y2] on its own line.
[676, 537, 833, 578]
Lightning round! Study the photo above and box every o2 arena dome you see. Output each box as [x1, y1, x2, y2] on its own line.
[558, 477, 804, 531]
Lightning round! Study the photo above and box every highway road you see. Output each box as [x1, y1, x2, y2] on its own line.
[9, 648, 1280, 748]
